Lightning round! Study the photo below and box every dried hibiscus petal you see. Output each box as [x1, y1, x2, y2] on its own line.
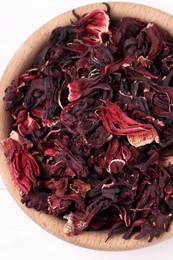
[2, 132, 40, 194]
[74, 9, 110, 46]
[97, 100, 159, 147]
[3, 7, 173, 242]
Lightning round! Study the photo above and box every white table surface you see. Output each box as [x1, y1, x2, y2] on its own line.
[0, 0, 173, 259]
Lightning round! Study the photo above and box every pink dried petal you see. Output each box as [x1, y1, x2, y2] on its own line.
[75, 9, 110, 46]
[98, 100, 159, 147]
[3, 137, 40, 194]
[70, 179, 91, 198]
[67, 80, 82, 102]
[107, 159, 125, 174]
[48, 194, 71, 214]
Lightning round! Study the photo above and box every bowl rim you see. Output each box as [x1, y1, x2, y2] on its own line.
[0, 1, 173, 251]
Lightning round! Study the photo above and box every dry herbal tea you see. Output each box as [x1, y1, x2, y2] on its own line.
[3, 7, 173, 242]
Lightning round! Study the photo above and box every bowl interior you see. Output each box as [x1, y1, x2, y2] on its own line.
[0, 2, 173, 251]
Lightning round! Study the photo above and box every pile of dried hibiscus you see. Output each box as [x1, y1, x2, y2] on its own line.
[2, 7, 173, 242]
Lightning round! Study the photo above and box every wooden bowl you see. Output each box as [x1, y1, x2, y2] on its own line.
[0, 2, 173, 251]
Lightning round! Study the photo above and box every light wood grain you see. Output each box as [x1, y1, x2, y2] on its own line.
[0, 2, 173, 251]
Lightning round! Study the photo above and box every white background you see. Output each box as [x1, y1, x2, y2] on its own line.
[0, 0, 173, 259]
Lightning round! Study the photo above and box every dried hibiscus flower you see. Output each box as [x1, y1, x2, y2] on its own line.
[2, 7, 173, 242]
